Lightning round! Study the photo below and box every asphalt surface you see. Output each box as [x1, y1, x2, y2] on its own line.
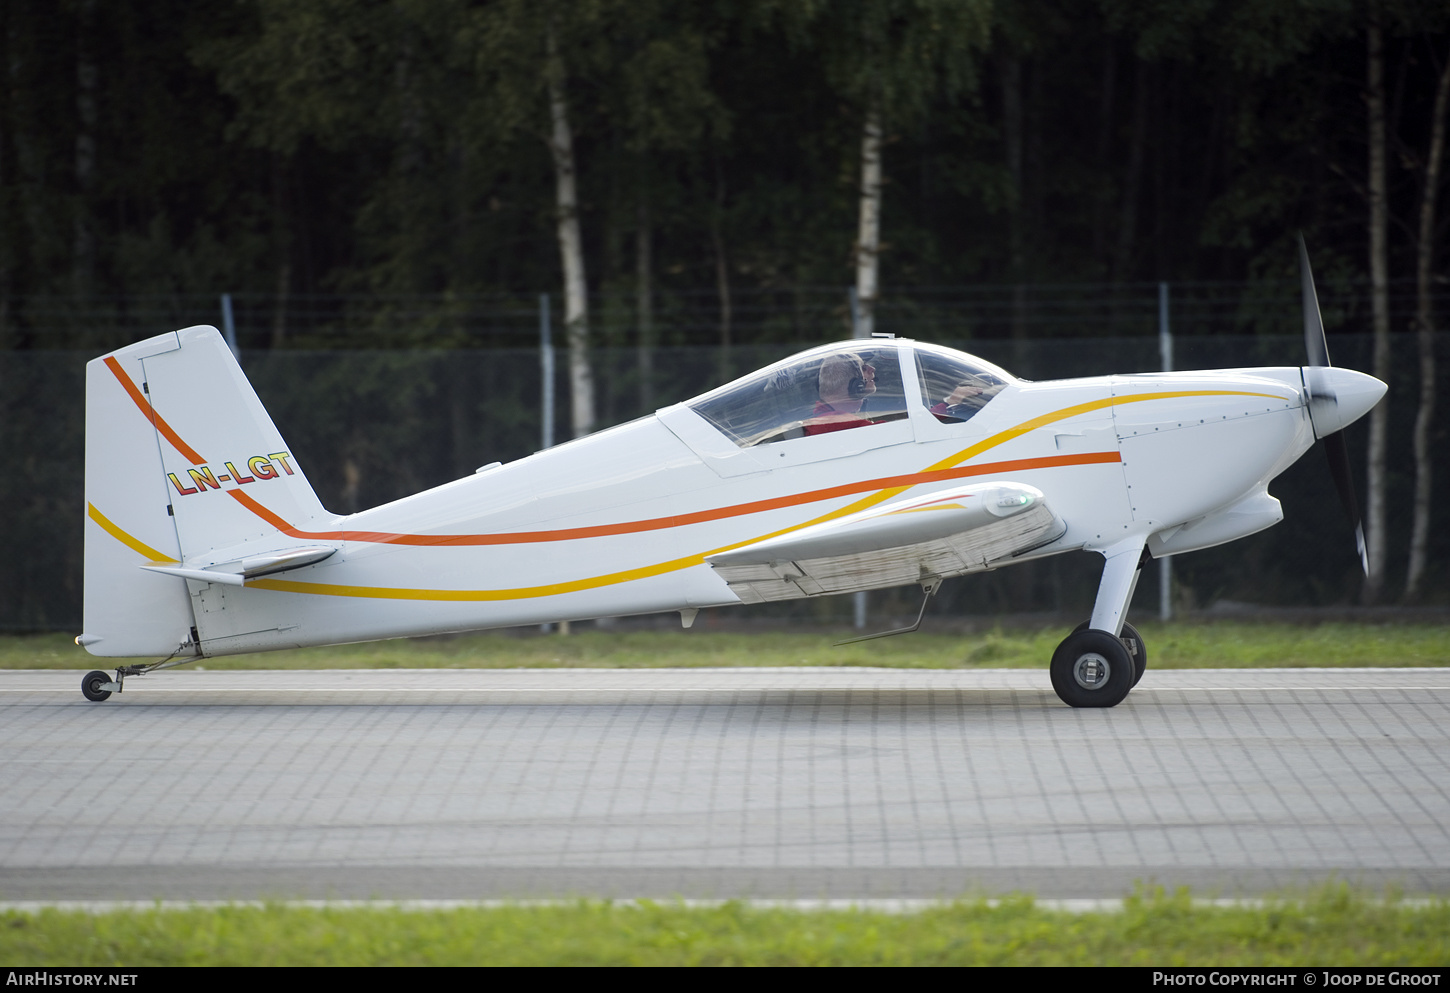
[2, 667, 1448, 902]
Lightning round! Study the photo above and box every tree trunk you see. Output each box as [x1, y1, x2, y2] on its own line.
[1001, 54, 1026, 345]
[854, 103, 882, 339]
[1093, 41, 1117, 269]
[1112, 59, 1149, 289]
[394, 26, 424, 286]
[72, 0, 97, 297]
[712, 159, 732, 379]
[271, 259, 290, 347]
[1406, 50, 1450, 599]
[269, 153, 290, 348]
[0, 13, 9, 344]
[545, 25, 593, 438]
[395, 36, 423, 178]
[635, 194, 653, 413]
[1364, 15, 1390, 603]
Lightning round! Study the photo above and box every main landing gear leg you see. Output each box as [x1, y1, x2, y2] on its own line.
[1051, 538, 1150, 708]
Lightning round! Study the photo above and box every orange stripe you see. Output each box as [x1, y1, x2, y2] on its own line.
[102, 345, 1281, 557]
[244, 452, 1114, 602]
[104, 355, 207, 465]
[226, 451, 1120, 547]
[94, 341, 1214, 603]
[762, 389, 1287, 527]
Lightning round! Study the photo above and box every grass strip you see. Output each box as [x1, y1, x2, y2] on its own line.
[3, 886, 1447, 966]
[4, 622, 1449, 671]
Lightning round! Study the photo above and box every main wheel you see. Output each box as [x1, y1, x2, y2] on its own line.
[1119, 622, 1147, 686]
[1072, 620, 1147, 686]
[1050, 629, 1134, 708]
[81, 670, 112, 702]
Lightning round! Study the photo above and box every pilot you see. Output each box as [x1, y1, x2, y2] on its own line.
[930, 373, 1003, 422]
[803, 352, 877, 435]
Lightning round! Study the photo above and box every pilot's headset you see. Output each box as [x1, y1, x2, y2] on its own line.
[817, 354, 859, 401]
[846, 353, 874, 398]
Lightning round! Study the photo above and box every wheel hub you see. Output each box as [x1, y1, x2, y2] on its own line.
[1072, 652, 1111, 690]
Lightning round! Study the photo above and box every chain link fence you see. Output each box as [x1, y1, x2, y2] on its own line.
[2, 277, 1440, 350]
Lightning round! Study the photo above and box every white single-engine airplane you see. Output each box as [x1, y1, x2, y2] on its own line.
[77, 242, 1384, 708]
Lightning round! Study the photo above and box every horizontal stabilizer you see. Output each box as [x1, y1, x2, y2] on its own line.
[709, 483, 1063, 603]
[139, 544, 337, 588]
[140, 565, 245, 587]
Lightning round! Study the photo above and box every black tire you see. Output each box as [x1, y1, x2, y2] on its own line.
[1119, 622, 1147, 686]
[81, 670, 112, 702]
[1072, 620, 1147, 687]
[1050, 629, 1135, 708]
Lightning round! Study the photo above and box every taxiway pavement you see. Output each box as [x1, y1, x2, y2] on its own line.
[2, 667, 1447, 901]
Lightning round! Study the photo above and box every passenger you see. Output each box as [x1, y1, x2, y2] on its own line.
[803, 353, 877, 435]
[930, 374, 1003, 422]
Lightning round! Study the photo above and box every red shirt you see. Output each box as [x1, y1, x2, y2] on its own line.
[803, 401, 871, 435]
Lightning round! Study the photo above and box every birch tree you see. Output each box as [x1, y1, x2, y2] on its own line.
[608, 2, 725, 405]
[469, 2, 609, 437]
[200, 0, 458, 325]
[72, 0, 97, 297]
[856, 106, 883, 337]
[1364, 11, 1390, 602]
[1406, 44, 1450, 598]
[542, 23, 594, 438]
[808, 0, 991, 337]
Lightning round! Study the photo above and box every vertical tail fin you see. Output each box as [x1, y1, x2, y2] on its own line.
[81, 326, 328, 657]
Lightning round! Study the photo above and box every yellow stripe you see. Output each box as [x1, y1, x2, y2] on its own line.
[888, 503, 966, 515]
[250, 551, 710, 601]
[87, 503, 178, 564]
[745, 390, 1285, 527]
[929, 390, 1281, 472]
[243, 388, 1290, 603]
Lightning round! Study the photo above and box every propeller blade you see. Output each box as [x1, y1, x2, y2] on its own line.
[1299, 233, 1331, 367]
[1323, 428, 1370, 576]
[1300, 236, 1369, 574]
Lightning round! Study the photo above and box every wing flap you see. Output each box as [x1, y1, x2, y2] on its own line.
[709, 483, 1064, 603]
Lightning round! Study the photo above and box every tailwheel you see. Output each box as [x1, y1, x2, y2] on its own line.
[76, 646, 199, 702]
[81, 670, 113, 702]
[1051, 629, 1134, 708]
[1072, 620, 1147, 686]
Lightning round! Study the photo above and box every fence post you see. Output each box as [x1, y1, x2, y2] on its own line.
[540, 293, 559, 634]
[849, 286, 869, 626]
[1158, 281, 1173, 622]
[220, 293, 239, 360]
[540, 293, 555, 452]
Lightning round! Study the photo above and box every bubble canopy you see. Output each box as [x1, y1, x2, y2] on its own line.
[688, 340, 1017, 448]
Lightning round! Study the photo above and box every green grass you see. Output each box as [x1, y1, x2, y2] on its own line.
[3, 886, 1446, 966]
[6, 621, 1449, 671]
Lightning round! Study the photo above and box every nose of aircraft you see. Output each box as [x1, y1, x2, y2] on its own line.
[1302, 366, 1387, 438]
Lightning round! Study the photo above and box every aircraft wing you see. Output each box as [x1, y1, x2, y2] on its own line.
[708, 482, 1064, 603]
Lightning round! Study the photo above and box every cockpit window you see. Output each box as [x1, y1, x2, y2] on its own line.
[914, 343, 1014, 423]
[689, 341, 908, 447]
